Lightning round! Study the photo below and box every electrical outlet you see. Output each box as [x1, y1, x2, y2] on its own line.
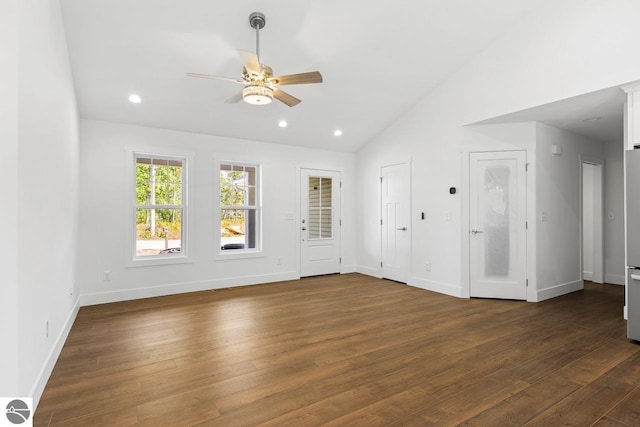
[276, 257, 282, 266]
[69, 287, 73, 297]
[446, 211, 452, 221]
[425, 262, 431, 271]
[103, 270, 111, 281]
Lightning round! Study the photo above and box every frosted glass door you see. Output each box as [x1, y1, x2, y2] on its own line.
[470, 151, 527, 300]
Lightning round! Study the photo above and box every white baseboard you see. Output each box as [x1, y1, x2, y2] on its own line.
[605, 273, 625, 286]
[536, 279, 583, 302]
[408, 277, 464, 298]
[583, 271, 593, 281]
[81, 271, 299, 306]
[356, 264, 382, 278]
[31, 297, 80, 411]
[340, 264, 357, 274]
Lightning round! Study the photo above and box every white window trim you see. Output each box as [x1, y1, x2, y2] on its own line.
[125, 147, 195, 267]
[214, 159, 263, 260]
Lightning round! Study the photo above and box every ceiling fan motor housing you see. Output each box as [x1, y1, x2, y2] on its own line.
[249, 12, 266, 30]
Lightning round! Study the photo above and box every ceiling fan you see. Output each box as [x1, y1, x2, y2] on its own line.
[187, 11, 323, 107]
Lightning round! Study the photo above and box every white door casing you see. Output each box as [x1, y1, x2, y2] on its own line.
[381, 163, 410, 283]
[300, 169, 341, 277]
[469, 151, 527, 300]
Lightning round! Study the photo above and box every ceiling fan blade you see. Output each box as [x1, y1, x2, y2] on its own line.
[237, 49, 261, 75]
[224, 90, 244, 104]
[269, 71, 323, 86]
[273, 89, 301, 107]
[186, 72, 244, 83]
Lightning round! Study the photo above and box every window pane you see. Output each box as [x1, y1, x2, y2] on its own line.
[219, 163, 259, 252]
[220, 209, 256, 250]
[136, 208, 182, 256]
[247, 167, 256, 185]
[321, 208, 332, 238]
[483, 166, 510, 277]
[136, 158, 182, 206]
[220, 170, 247, 206]
[136, 163, 151, 204]
[309, 177, 320, 208]
[308, 176, 332, 240]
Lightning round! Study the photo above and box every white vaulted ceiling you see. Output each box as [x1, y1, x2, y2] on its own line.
[60, 0, 552, 152]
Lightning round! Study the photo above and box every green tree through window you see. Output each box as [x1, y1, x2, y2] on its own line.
[219, 163, 259, 251]
[135, 155, 184, 256]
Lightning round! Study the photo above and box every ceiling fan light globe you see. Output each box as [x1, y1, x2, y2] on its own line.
[243, 85, 273, 105]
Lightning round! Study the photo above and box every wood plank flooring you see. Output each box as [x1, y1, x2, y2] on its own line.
[35, 274, 640, 426]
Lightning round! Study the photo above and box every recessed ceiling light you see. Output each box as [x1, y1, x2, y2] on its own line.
[334, 130, 343, 137]
[583, 117, 601, 122]
[278, 120, 288, 128]
[128, 94, 142, 104]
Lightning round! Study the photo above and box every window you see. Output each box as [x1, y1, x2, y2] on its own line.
[129, 151, 191, 264]
[219, 162, 260, 253]
[307, 176, 333, 239]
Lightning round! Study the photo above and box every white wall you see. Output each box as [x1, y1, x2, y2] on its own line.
[356, 0, 640, 299]
[535, 124, 604, 299]
[78, 120, 356, 304]
[583, 163, 595, 279]
[604, 140, 625, 285]
[0, 0, 20, 398]
[16, 0, 80, 406]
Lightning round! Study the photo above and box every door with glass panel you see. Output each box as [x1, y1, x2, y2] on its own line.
[300, 169, 341, 277]
[469, 151, 527, 300]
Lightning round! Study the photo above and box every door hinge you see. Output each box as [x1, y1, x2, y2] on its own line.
[525, 163, 530, 172]
[526, 279, 529, 287]
[339, 219, 342, 226]
[380, 219, 383, 225]
[380, 261, 383, 268]
[526, 221, 528, 229]
[339, 257, 342, 264]
[380, 177, 383, 183]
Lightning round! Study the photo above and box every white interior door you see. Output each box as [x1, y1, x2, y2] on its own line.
[470, 151, 527, 299]
[300, 169, 341, 277]
[381, 163, 410, 283]
[582, 161, 604, 283]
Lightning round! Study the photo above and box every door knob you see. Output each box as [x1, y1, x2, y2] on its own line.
[471, 229, 484, 234]
[397, 227, 407, 231]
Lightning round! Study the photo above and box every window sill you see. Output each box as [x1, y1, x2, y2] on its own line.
[126, 255, 194, 268]
[215, 250, 265, 261]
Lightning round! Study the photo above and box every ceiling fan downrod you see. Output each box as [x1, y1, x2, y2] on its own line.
[248, 12, 266, 61]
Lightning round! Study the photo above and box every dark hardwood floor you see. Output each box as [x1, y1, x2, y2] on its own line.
[35, 274, 640, 426]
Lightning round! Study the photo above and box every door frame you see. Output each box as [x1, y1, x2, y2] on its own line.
[379, 161, 412, 283]
[461, 149, 536, 301]
[580, 156, 605, 284]
[296, 166, 343, 277]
